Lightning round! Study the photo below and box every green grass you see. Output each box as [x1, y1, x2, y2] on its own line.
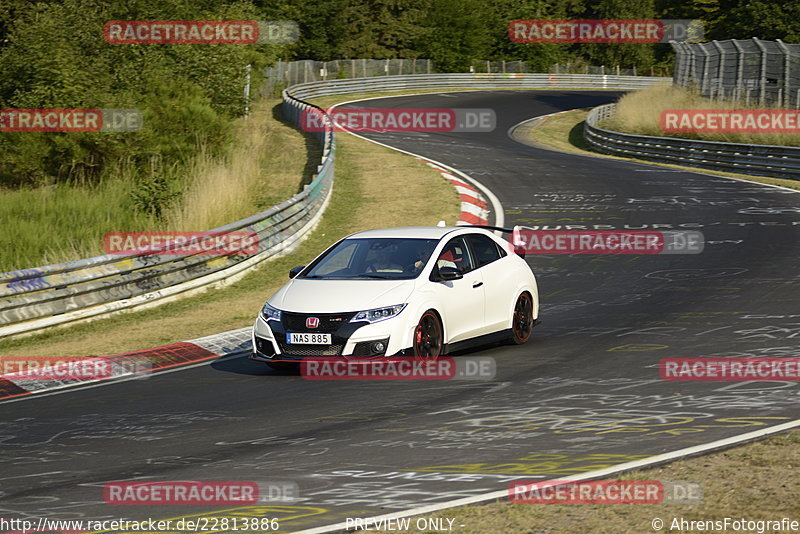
[0, 170, 152, 271]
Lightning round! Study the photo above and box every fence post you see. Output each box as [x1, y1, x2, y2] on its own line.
[682, 42, 692, 86]
[711, 40, 725, 100]
[732, 40, 745, 105]
[243, 64, 251, 118]
[776, 39, 791, 107]
[753, 37, 768, 106]
[699, 43, 712, 97]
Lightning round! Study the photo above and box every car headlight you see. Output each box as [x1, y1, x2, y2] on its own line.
[350, 304, 406, 323]
[261, 302, 282, 322]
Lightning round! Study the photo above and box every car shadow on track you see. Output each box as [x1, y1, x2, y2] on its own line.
[208, 338, 517, 378]
[210, 355, 284, 376]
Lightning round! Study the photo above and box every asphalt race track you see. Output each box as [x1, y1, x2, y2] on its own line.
[1, 91, 799, 532]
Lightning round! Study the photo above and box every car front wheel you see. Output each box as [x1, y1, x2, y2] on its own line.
[510, 292, 534, 344]
[414, 310, 443, 360]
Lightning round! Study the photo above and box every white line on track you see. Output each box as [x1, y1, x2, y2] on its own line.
[295, 419, 800, 534]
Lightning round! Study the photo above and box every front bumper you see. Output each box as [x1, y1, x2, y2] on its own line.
[250, 312, 407, 362]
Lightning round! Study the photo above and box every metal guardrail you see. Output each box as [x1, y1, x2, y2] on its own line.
[0, 73, 665, 339]
[584, 103, 800, 180]
[285, 73, 665, 100]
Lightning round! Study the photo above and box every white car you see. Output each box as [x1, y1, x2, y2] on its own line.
[250, 226, 538, 366]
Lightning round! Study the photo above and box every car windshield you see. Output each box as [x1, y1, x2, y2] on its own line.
[300, 238, 438, 280]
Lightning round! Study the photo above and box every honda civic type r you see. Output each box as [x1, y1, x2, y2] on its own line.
[250, 226, 538, 366]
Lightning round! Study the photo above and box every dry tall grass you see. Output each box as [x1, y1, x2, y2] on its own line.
[166, 98, 309, 231]
[604, 83, 800, 146]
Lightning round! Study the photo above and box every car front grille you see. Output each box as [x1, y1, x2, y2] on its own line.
[277, 342, 345, 357]
[282, 312, 356, 333]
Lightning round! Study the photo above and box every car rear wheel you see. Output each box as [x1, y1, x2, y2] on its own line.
[510, 292, 534, 344]
[414, 310, 443, 360]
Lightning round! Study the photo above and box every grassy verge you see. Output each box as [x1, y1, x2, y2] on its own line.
[604, 83, 800, 147]
[398, 429, 800, 533]
[163, 98, 309, 232]
[0, 98, 459, 357]
[0, 98, 304, 272]
[0, 173, 154, 271]
[523, 109, 800, 191]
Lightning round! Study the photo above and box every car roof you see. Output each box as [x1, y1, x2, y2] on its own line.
[345, 226, 493, 240]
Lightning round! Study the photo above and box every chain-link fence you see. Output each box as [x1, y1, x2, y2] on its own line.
[672, 38, 800, 108]
[469, 61, 643, 75]
[263, 59, 434, 94]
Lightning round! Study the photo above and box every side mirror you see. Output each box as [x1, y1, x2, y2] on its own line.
[437, 266, 463, 281]
[289, 265, 306, 279]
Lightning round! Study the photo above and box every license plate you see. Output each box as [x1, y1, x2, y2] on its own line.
[286, 332, 332, 344]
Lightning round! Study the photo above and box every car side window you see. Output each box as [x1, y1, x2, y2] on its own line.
[436, 237, 475, 274]
[466, 233, 504, 267]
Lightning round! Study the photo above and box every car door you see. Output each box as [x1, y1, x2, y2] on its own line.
[430, 236, 486, 343]
[466, 233, 512, 333]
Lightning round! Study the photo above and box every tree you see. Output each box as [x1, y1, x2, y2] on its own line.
[417, 0, 491, 71]
[577, 0, 658, 70]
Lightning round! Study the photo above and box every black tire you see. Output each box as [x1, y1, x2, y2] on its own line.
[510, 292, 534, 345]
[413, 310, 444, 360]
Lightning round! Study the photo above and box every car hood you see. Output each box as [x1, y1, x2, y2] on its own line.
[269, 278, 417, 313]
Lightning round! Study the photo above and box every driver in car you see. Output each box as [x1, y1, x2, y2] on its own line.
[366, 245, 403, 273]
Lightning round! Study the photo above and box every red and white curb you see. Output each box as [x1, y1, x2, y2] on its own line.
[0, 328, 251, 402]
[419, 160, 489, 225]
